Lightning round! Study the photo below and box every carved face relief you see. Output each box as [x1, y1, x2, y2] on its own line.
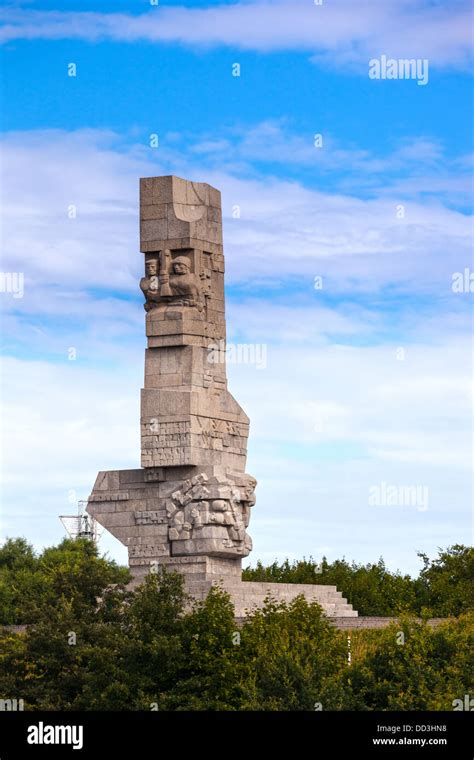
[167, 472, 254, 557]
[173, 260, 191, 275]
[145, 259, 158, 277]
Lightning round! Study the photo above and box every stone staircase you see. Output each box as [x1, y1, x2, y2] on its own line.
[185, 578, 358, 618]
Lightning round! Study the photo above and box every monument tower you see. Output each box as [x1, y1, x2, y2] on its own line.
[87, 176, 357, 618]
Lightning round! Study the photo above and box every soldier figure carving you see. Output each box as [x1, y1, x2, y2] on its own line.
[140, 251, 203, 312]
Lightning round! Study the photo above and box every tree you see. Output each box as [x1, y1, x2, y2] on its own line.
[236, 595, 347, 710]
[0, 537, 131, 625]
[0, 538, 41, 624]
[340, 614, 474, 710]
[160, 586, 243, 710]
[416, 545, 474, 617]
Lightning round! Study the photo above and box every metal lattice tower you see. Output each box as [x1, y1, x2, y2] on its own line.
[60, 501, 103, 543]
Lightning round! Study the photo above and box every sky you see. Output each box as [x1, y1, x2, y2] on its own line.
[0, 0, 472, 576]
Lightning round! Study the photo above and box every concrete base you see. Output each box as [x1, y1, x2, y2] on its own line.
[130, 556, 358, 618]
[329, 617, 447, 630]
[186, 578, 358, 618]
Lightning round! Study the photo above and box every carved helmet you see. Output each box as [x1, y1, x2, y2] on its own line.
[173, 256, 191, 270]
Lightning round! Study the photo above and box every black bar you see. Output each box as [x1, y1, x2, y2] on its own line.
[0, 711, 471, 757]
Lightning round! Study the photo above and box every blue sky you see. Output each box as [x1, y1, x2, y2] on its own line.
[1, 0, 472, 575]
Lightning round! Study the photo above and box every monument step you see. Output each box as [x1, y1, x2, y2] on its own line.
[187, 579, 341, 592]
[187, 581, 344, 599]
[184, 578, 357, 618]
[187, 591, 347, 606]
[230, 602, 358, 619]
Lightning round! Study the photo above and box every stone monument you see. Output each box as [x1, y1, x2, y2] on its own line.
[87, 176, 357, 618]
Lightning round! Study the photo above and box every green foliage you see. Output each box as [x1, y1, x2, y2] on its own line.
[0, 538, 472, 711]
[0, 538, 37, 571]
[0, 537, 131, 625]
[0, 538, 41, 624]
[339, 614, 474, 710]
[236, 596, 347, 710]
[417, 545, 474, 617]
[122, 571, 188, 709]
[160, 587, 242, 710]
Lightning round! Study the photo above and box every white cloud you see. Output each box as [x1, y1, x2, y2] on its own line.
[228, 333, 473, 466]
[1, 128, 471, 314]
[191, 125, 453, 178]
[1, 1, 472, 71]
